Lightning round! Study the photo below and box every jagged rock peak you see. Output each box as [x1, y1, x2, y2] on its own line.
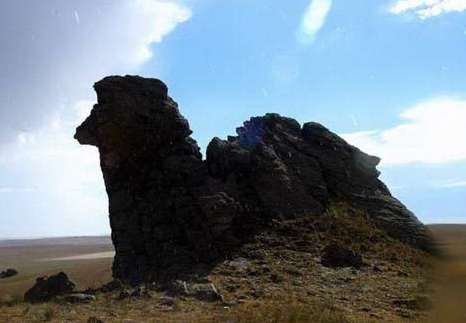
[75, 75, 433, 284]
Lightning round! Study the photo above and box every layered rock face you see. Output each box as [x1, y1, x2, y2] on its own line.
[75, 75, 432, 283]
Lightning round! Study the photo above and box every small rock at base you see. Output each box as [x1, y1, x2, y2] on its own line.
[191, 283, 224, 302]
[159, 296, 176, 306]
[99, 280, 123, 293]
[64, 293, 96, 303]
[24, 272, 76, 303]
[0, 268, 18, 279]
[321, 244, 363, 269]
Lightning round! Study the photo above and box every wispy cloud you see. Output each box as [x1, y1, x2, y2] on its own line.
[342, 97, 466, 166]
[297, 0, 333, 44]
[436, 180, 466, 188]
[73, 10, 80, 25]
[0, 187, 36, 193]
[131, 0, 192, 62]
[389, 0, 466, 19]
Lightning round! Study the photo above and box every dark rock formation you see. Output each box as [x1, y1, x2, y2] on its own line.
[75, 75, 433, 284]
[321, 244, 363, 269]
[0, 268, 18, 279]
[24, 272, 76, 303]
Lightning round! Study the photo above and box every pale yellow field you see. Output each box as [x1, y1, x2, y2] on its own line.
[0, 237, 113, 299]
[424, 225, 466, 323]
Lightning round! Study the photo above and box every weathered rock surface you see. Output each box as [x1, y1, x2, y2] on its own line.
[0, 268, 18, 279]
[63, 293, 96, 304]
[75, 75, 433, 284]
[24, 272, 76, 303]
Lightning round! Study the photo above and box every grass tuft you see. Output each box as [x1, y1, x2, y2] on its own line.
[0, 294, 23, 307]
[214, 300, 352, 323]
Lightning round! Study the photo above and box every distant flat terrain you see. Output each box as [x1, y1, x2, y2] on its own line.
[428, 224, 466, 258]
[0, 236, 113, 298]
[426, 224, 466, 322]
[0, 236, 111, 248]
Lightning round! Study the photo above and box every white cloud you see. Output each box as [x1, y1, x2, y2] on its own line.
[0, 0, 191, 144]
[0, 104, 107, 236]
[342, 97, 466, 166]
[389, 0, 466, 19]
[74, 10, 80, 25]
[0, 0, 191, 237]
[128, 0, 191, 62]
[436, 179, 466, 188]
[297, 0, 333, 44]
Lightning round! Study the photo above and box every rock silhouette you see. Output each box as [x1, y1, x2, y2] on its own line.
[0, 268, 18, 279]
[75, 75, 433, 284]
[24, 272, 76, 303]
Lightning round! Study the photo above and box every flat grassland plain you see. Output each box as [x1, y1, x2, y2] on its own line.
[426, 225, 466, 323]
[0, 237, 113, 298]
[0, 226, 465, 322]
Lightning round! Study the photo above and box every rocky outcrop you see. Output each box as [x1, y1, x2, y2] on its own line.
[24, 272, 76, 303]
[75, 75, 433, 284]
[0, 268, 18, 279]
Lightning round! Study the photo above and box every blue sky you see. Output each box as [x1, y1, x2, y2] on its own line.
[1, 0, 465, 238]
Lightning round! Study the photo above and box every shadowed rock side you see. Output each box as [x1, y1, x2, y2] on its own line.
[75, 75, 433, 284]
[24, 272, 75, 303]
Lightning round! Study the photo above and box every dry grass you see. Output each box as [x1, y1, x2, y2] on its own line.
[212, 300, 352, 323]
[3, 214, 465, 322]
[0, 297, 354, 323]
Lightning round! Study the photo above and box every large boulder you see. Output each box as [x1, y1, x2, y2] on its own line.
[0, 268, 18, 279]
[24, 272, 76, 303]
[75, 75, 434, 284]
